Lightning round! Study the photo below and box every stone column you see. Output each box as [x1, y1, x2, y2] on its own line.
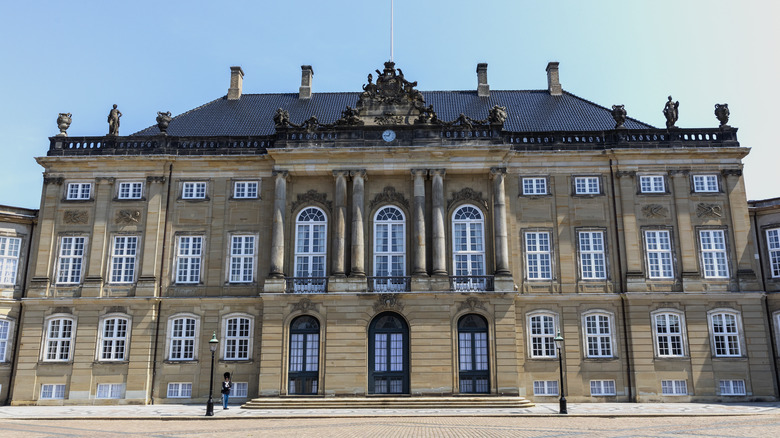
[269, 170, 288, 278]
[723, 169, 760, 290]
[670, 170, 698, 284]
[430, 169, 447, 276]
[491, 167, 510, 275]
[350, 170, 366, 277]
[411, 169, 428, 276]
[331, 170, 349, 277]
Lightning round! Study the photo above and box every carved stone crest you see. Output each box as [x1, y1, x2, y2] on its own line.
[369, 187, 409, 210]
[447, 188, 489, 210]
[641, 204, 669, 218]
[373, 293, 404, 313]
[64, 210, 88, 224]
[116, 209, 141, 224]
[291, 298, 319, 313]
[457, 297, 486, 312]
[358, 61, 425, 109]
[696, 203, 723, 218]
[291, 190, 332, 212]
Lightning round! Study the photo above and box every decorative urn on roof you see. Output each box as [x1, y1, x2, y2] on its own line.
[56, 113, 72, 137]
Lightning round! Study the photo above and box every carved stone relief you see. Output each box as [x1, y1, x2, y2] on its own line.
[696, 203, 723, 218]
[447, 188, 489, 210]
[116, 209, 141, 224]
[369, 186, 409, 210]
[43, 176, 64, 185]
[641, 204, 669, 218]
[146, 176, 166, 184]
[373, 293, 404, 313]
[291, 190, 332, 212]
[291, 298, 319, 313]
[64, 210, 88, 224]
[457, 297, 486, 312]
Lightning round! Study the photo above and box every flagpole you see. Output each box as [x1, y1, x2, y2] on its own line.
[391, 0, 394, 62]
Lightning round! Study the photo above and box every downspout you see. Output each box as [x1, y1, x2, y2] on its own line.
[150, 162, 173, 404]
[610, 158, 634, 402]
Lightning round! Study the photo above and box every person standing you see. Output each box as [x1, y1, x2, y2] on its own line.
[221, 372, 232, 410]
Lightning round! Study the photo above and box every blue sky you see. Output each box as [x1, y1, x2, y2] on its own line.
[1, 0, 777, 209]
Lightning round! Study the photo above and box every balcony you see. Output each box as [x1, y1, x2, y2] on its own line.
[285, 277, 328, 293]
[449, 276, 494, 292]
[367, 277, 411, 293]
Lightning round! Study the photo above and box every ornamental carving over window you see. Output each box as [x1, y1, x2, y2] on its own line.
[63, 210, 88, 224]
[696, 203, 723, 218]
[641, 204, 669, 218]
[447, 188, 488, 211]
[369, 186, 409, 210]
[373, 293, 404, 313]
[291, 190, 332, 212]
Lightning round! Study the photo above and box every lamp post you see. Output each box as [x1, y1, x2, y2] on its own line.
[554, 331, 567, 414]
[205, 331, 219, 416]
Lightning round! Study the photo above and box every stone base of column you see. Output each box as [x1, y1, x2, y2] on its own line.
[493, 276, 515, 293]
[263, 277, 286, 293]
[329, 276, 367, 293]
[410, 275, 430, 292]
[81, 277, 103, 298]
[736, 269, 760, 292]
[429, 276, 451, 292]
[135, 276, 158, 297]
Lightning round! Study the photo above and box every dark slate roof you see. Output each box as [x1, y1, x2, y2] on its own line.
[133, 90, 653, 137]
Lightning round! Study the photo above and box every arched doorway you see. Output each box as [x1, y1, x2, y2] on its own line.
[368, 312, 409, 394]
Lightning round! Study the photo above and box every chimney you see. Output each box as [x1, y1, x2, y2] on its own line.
[546, 62, 562, 96]
[227, 66, 244, 100]
[299, 65, 313, 99]
[477, 63, 489, 97]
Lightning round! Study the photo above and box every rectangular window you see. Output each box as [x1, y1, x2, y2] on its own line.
[233, 181, 258, 199]
[525, 232, 552, 280]
[655, 313, 684, 357]
[96, 383, 124, 399]
[711, 312, 741, 357]
[0, 236, 21, 285]
[522, 177, 547, 195]
[639, 175, 665, 193]
[0, 319, 9, 362]
[533, 380, 559, 396]
[45, 318, 73, 361]
[575, 177, 600, 195]
[118, 182, 143, 199]
[529, 314, 556, 358]
[57, 236, 85, 284]
[100, 318, 128, 361]
[182, 182, 207, 199]
[166, 382, 193, 398]
[66, 183, 92, 200]
[176, 236, 202, 284]
[40, 384, 66, 399]
[579, 231, 606, 279]
[169, 318, 196, 360]
[645, 230, 674, 279]
[693, 175, 719, 193]
[225, 317, 251, 360]
[661, 380, 688, 395]
[232, 382, 248, 398]
[719, 380, 746, 396]
[700, 230, 728, 278]
[768, 229, 780, 278]
[110, 236, 138, 283]
[584, 314, 612, 358]
[590, 380, 616, 396]
[229, 236, 255, 283]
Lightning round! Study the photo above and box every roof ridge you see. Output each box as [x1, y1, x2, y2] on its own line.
[561, 90, 655, 129]
[132, 95, 227, 136]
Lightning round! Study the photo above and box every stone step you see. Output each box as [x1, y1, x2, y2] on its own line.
[242, 396, 534, 409]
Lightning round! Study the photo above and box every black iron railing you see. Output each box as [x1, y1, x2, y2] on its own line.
[285, 277, 328, 293]
[449, 276, 494, 292]
[367, 277, 411, 292]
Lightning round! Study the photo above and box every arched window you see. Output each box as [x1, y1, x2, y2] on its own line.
[289, 316, 320, 394]
[458, 314, 489, 394]
[373, 206, 406, 291]
[168, 315, 199, 361]
[294, 207, 327, 292]
[368, 312, 409, 394]
[98, 315, 130, 361]
[452, 205, 486, 291]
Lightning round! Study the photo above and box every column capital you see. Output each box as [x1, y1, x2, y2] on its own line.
[614, 170, 635, 178]
[43, 176, 64, 185]
[333, 170, 350, 179]
[95, 176, 116, 184]
[489, 167, 507, 178]
[721, 168, 743, 177]
[146, 176, 166, 184]
[350, 169, 367, 180]
[668, 169, 690, 176]
[272, 170, 290, 180]
[410, 169, 428, 180]
[429, 169, 446, 178]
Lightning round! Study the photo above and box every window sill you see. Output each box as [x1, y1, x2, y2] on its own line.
[219, 359, 254, 364]
[163, 360, 199, 364]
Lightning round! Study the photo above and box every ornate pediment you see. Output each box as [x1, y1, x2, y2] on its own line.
[291, 190, 332, 212]
[447, 188, 489, 210]
[373, 293, 404, 313]
[369, 186, 409, 210]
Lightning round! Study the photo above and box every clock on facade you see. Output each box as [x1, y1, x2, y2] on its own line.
[382, 130, 396, 142]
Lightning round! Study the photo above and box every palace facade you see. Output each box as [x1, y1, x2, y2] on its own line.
[2, 61, 780, 406]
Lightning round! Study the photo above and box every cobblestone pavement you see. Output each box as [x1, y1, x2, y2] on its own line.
[1, 415, 780, 437]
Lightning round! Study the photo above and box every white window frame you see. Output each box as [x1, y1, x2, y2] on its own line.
[233, 181, 259, 199]
[574, 176, 600, 195]
[525, 231, 552, 280]
[451, 205, 487, 291]
[578, 230, 606, 280]
[644, 230, 674, 279]
[167, 382, 193, 398]
[294, 207, 328, 290]
[709, 309, 743, 357]
[175, 235, 203, 284]
[768, 228, 780, 278]
[582, 311, 614, 358]
[373, 206, 407, 291]
[0, 318, 14, 362]
[222, 314, 253, 361]
[40, 384, 66, 400]
[639, 175, 665, 193]
[182, 181, 207, 199]
[522, 177, 547, 195]
[97, 314, 131, 362]
[42, 315, 76, 362]
[110, 235, 138, 284]
[56, 236, 86, 285]
[0, 236, 22, 285]
[533, 380, 559, 396]
[167, 314, 200, 361]
[719, 379, 746, 396]
[117, 182, 144, 199]
[527, 312, 557, 358]
[661, 380, 688, 396]
[692, 174, 719, 193]
[228, 234, 256, 283]
[232, 382, 248, 398]
[651, 310, 687, 358]
[66, 182, 92, 200]
[96, 383, 124, 399]
[590, 380, 616, 396]
[699, 229, 729, 278]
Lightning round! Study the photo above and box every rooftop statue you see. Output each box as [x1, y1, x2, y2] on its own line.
[663, 96, 679, 129]
[611, 105, 627, 129]
[107, 104, 122, 136]
[156, 111, 172, 135]
[714, 104, 730, 128]
[56, 113, 72, 137]
[488, 106, 508, 126]
[357, 61, 426, 109]
[273, 108, 291, 128]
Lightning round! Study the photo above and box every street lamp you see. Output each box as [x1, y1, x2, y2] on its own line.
[205, 331, 219, 416]
[554, 331, 567, 414]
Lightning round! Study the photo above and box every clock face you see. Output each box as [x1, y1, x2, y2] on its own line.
[382, 130, 396, 142]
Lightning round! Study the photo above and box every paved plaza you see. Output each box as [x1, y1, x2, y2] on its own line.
[1, 403, 780, 437]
